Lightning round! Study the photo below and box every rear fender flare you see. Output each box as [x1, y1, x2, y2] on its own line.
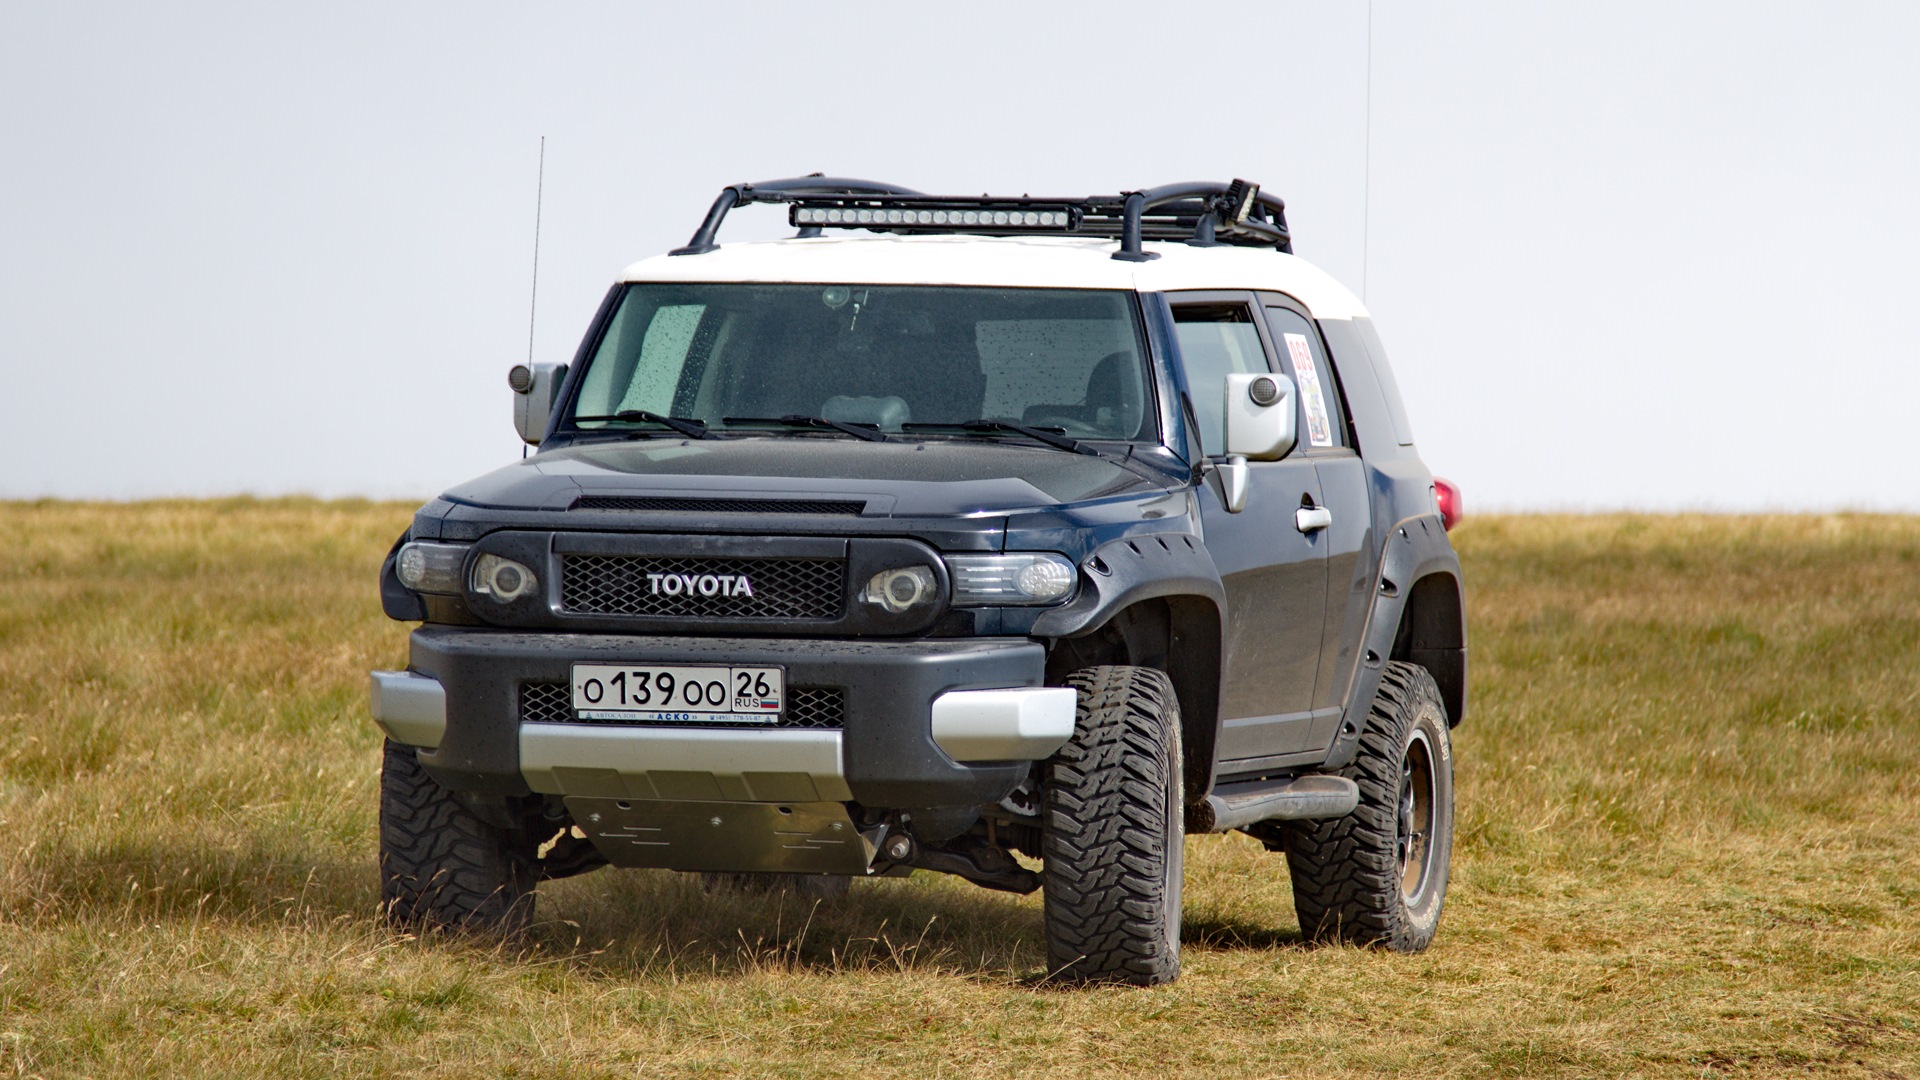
[1322, 513, 1466, 770]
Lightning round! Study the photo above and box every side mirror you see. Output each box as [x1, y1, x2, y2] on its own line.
[1223, 372, 1296, 461]
[509, 362, 568, 446]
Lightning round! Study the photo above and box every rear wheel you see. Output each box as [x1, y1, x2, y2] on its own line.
[379, 740, 538, 933]
[1041, 665, 1184, 985]
[1285, 662, 1453, 951]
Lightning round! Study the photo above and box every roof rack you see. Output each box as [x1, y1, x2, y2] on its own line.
[669, 176, 1291, 261]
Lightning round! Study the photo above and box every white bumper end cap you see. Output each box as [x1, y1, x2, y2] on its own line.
[930, 686, 1077, 763]
[370, 670, 447, 749]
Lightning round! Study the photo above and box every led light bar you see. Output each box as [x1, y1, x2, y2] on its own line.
[790, 204, 1077, 231]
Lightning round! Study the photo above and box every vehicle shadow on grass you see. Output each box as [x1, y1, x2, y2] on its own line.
[1179, 914, 1308, 953]
[13, 839, 1318, 983]
[524, 869, 1314, 985]
[529, 867, 1051, 981]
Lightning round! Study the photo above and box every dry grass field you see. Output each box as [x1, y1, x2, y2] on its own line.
[0, 501, 1916, 1077]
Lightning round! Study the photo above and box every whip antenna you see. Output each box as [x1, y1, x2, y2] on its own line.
[527, 135, 546, 364]
[1362, 1, 1374, 303]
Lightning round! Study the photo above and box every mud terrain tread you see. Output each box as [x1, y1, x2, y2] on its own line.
[1285, 661, 1447, 949]
[379, 739, 536, 933]
[1043, 665, 1183, 985]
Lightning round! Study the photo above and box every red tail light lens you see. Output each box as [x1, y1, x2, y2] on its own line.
[1433, 477, 1462, 531]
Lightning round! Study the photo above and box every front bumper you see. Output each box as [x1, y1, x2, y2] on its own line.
[370, 627, 1072, 810]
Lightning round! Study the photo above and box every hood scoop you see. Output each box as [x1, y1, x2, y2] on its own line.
[570, 494, 868, 516]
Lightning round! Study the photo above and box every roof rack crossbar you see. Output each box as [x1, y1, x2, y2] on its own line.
[670, 175, 924, 255]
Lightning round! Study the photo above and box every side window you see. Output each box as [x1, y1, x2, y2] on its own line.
[1171, 304, 1269, 456]
[1263, 306, 1349, 451]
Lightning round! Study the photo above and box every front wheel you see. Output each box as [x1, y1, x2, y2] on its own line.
[1285, 661, 1454, 951]
[379, 740, 538, 933]
[1042, 665, 1184, 985]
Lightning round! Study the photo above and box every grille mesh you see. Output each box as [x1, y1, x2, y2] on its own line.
[783, 688, 846, 730]
[521, 681, 571, 724]
[571, 495, 866, 515]
[518, 681, 844, 729]
[560, 555, 844, 619]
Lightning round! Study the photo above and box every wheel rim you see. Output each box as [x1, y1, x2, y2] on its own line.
[1396, 729, 1437, 905]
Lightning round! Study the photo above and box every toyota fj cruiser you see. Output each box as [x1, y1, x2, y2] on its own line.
[371, 177, 1467, 985]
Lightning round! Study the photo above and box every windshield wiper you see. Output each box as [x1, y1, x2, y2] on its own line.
[901, 419, 1098, 456]
[722, 415, 891, 443]
[570, 410, 715, 439]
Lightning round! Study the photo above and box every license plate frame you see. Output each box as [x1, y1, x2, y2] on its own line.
[569, 663, 785, 724]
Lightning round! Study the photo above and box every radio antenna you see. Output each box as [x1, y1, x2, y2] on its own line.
[526, 135, 546, 364]
[1361, 0, 1374, 303]
[521, 137, 546, 461]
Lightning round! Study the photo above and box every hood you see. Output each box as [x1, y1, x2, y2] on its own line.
[442, 437, 1182, 517]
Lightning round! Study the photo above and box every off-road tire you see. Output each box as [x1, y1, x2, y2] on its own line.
[379, 739, 538, 933]
[1042, 665, 1184, 985]
[1285, 661, 1453, 951]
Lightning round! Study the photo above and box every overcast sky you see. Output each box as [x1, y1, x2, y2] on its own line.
[3, 2, 1916, 510]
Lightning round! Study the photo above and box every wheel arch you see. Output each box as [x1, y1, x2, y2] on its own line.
[1390, 570, 1467, 728]
[1032, 535, 1226, 798]
[1321, 514, 1468, 770]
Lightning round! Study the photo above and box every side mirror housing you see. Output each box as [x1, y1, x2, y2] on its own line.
[509, 362, 568, 445]
[1223, 372, 1296, 460]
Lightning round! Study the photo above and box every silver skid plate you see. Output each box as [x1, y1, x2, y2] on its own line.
[564, 797, 874, 875]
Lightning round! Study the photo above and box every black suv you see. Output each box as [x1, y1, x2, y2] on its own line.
[371, 178, 1467, 985]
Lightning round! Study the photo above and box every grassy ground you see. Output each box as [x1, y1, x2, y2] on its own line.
[0, 501, 1916, 1077]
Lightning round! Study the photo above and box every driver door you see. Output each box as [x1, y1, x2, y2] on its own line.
[1171, 292, 1331, 767]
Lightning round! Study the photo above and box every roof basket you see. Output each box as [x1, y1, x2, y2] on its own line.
[668, 176, 1291, 260]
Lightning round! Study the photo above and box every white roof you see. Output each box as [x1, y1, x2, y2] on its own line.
[619, 234, 1369, 320]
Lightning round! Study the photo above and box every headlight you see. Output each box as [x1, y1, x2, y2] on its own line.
[862, 565, 938, 613]
[471, 553, 538, 601]
[394, 541, 467, 595]
[946, 553, 1078, 606]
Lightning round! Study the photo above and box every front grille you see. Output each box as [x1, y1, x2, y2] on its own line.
[560, 555, 844, 620]
[518, 682, 844, 729]
[571, 495, 866, 515]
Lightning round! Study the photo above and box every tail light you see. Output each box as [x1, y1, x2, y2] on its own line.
[1432, 477, 1462, 531]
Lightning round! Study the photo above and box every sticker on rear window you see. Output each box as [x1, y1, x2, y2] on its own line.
[1284, 333, 1334, 448]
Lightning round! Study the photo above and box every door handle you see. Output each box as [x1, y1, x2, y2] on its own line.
[1296, 506, 1332, 533]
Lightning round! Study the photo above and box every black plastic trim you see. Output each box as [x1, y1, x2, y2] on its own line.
[379, 529, 426, 622]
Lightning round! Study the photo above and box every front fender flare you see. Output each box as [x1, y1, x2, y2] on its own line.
[1031, 533, 1227, 797]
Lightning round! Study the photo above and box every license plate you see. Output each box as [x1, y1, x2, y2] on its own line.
[570, 663, 784, 723]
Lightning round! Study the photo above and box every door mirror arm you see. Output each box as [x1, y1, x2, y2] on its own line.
[1202, 454, 1250, 513]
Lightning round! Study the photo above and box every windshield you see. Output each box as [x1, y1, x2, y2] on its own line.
[566, 284, 1154, 441]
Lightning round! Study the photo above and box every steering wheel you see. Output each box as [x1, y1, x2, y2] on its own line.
[1022, 411, 1104, 436]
